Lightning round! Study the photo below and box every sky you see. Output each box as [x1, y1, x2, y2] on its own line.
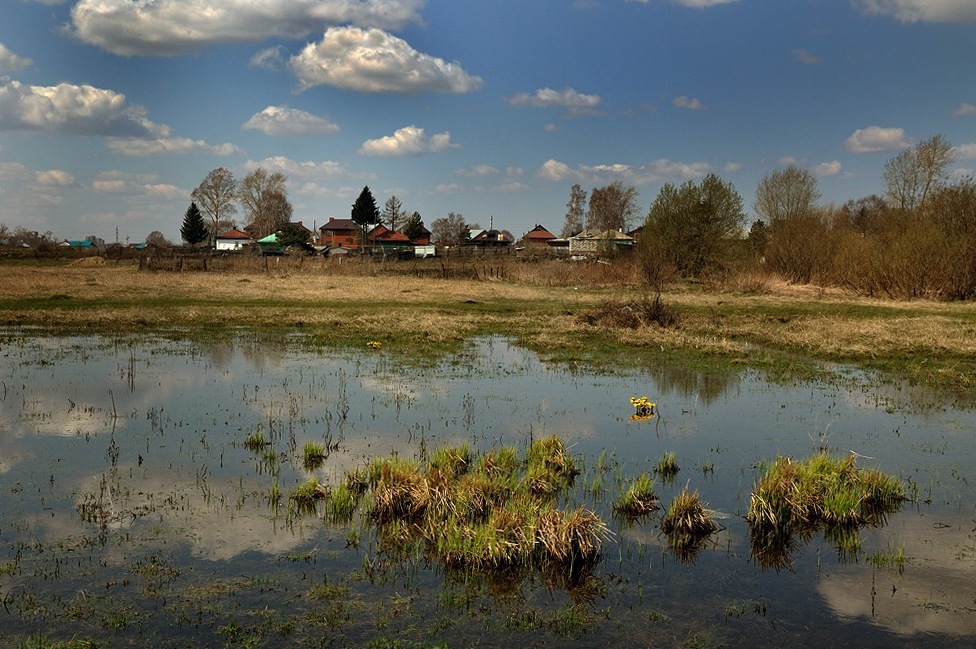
[0, 0, 975, 244]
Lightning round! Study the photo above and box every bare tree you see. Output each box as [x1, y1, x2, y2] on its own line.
[191, 167, 238, 245]
[586, 181, 639, 233]
[145, 230, 171, 247]
[561, 184, 587, 237]
[430, 212, 470, 246]
[381, 195, 405, 231]
[754, 164, 821, 224]
[240, 168, 290, 238]
[883, 134, 954, 212]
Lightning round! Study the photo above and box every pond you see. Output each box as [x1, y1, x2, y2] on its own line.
[0, 333, 973, 648]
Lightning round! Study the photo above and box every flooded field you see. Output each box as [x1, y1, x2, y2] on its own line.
[1, 332, 974, 648]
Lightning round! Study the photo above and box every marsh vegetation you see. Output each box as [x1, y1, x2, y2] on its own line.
[0, 261, 974, 647]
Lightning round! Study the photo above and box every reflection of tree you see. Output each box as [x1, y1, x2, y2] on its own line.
[645, 362, 741, 406]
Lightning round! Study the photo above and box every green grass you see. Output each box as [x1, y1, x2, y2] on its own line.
[243, 428, 269, 452]
[654, 451, 679, 482]
[613, 472, 658, 517]
[747, 453, 905, 567]
[331, 436, 607, 575]
[302, 441, 327, 469]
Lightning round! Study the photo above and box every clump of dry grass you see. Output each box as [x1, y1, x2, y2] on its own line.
[660, 487, 718, 538]
[613, 472, 659, 517]
[747, 452, 904, 568]
[580, 296, 681, 329]
[322, 437, 609, 575]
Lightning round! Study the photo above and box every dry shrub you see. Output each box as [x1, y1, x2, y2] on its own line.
[581, 296, 680, 329]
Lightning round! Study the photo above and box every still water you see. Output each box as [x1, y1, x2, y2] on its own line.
[0, 333, 973, 647]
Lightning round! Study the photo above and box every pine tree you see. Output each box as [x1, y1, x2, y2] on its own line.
[180, 201, 208, 246]
[351, 186, 379, 249]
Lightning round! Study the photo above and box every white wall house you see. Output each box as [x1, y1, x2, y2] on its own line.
[214, 229, 253, 251]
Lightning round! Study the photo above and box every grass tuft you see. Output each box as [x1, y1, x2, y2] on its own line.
[613, 472, 659, 517]
[747, 452, 904, 568]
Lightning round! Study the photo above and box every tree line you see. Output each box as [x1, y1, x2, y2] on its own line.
[561, 134, 974, 301]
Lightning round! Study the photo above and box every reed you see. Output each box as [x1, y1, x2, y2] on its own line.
[654, 451, 680, 482]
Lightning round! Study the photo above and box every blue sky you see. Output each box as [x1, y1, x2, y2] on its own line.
[1, 0, 974, 244]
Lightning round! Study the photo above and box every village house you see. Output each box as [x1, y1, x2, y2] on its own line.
[214, 229, 253, 251]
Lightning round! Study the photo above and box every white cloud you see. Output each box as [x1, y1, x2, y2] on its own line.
[249, 46, 287, 71]
[508, 88, 602, 115]
[242, 106, 339, 136]
[844, 126, 911, 153]
[792, 48, 822, 64]
[359, 125, 458, 156]
[246, 155, 350, 179]
[673, 96, 705, 110]
[814, 160, 844, 176]
[289, 27, 483, 94]
[952, 102, 976, 116]
[724, 161, 744, 173]
[35, 170, 76, 187]
[952, 143, 976, 160]
[455, 165, 499, 178]
[144, 184, 187, 200]
[107, 136, 243, 157]
[0, 43, 32, 72]
[537, 158, 711, 184]
[856, 0, 976, 23]
[93, 179, 126, 193]
[434, 183, 461, 193]
[627, 0, 739, 6]
[0, 79, 160, 136]
[69, 0, 426, 56]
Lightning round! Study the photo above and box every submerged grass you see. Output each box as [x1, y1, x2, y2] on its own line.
[747, 452, 905, 568]
[325, 437, 609, 575]
[613, 472, 659, 517]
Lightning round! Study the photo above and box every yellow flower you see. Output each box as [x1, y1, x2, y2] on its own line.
[629, 395, 656, 419]
[366, 341, 382, 349]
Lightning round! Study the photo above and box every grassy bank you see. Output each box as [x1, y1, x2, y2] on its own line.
[1, 258, 975, 392]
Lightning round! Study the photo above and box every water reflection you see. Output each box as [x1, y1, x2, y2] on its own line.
[0, 333, 974, 646]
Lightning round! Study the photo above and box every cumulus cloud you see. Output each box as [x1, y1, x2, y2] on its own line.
[814, 160, 844, 176]
[359, 125, 458, 156]
[144, 184, 187, 200]
[792, 48, 822, 64]
[856, 0, 976, 23]
[245, 155, 350, 179]
[0, 43, 32, 72]
[952, 102, 976, 116]
[242, 106, 339, 136]
[952, 143, 976, 160]
[845, 126, 911, 153]
[0, 79, 160, 136]
[455, 165, 499, 178]
[627, 0, 739, 6]
[68, 0, 426, 56]
[537, 158, 711, 185]
[673, 96, 705, 110]
[508, 87, 602, 115]
[93, 179, 126, 193]
[106, 136, 243, 157]
[289, 27, 483, 94]
[35, 170, 77, 187]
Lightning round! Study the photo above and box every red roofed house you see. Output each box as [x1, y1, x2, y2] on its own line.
[367, 224, 413, 251]
[521, 224, 557, 248]
[318, 218, 362, 250]
[214, 229, 253, 251]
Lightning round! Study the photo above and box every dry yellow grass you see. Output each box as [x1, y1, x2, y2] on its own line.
[2, 260, 974, 387]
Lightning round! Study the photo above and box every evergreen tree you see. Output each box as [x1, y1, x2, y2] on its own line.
[402, 211, 425, 241]
[351, 186, 379, 248]
[180, 201, 208, 246]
